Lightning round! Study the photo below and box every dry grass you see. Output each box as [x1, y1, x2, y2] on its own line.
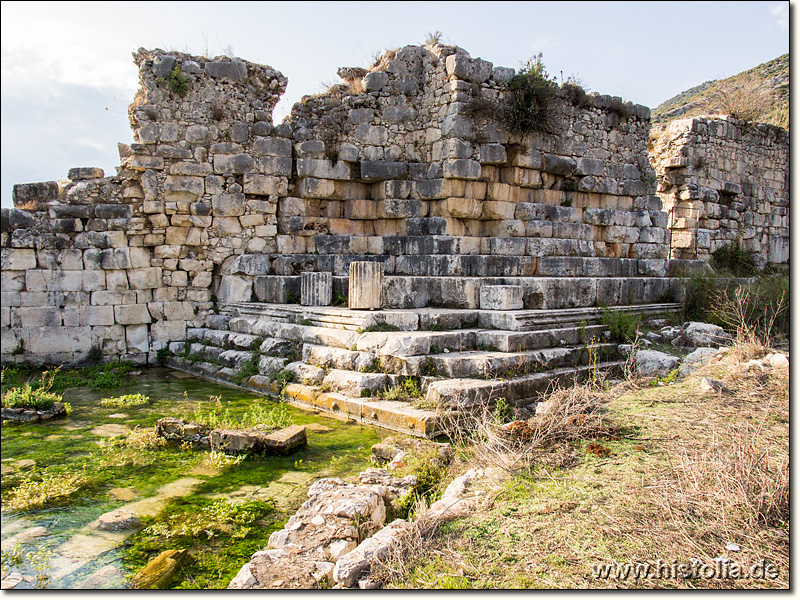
[375, 338, 789, 589]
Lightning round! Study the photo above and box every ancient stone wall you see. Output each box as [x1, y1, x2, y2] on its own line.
[0, 43, 787, 366]
[650, 116, 789, 266]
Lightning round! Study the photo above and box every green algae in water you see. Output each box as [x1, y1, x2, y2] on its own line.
[1, 367, 383, 589]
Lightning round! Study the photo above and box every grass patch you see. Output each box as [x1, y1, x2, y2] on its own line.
[378, 377, 423, 401]
[99, 393, 150, 408]
[182, 396, 292, 432]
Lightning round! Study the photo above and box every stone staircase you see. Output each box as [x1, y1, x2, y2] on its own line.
[166, 302, 680, 438]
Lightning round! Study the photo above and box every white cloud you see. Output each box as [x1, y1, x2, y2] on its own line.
[74, 137, 108, 151]
[771, 3, 789, 32]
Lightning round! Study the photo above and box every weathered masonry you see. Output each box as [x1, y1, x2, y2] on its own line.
[650, 117, 789, 266]
[0, 43, 788, 435]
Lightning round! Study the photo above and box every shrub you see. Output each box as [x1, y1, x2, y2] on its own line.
[711, 241, 757, 277]
[601, 308, 641, 343]
[269, 369, 294, 395]
[235, 353, 260, 385]
[709, 274, 789, 345]
[1, 383, 62, 411]
[503, 54, 559, 134]
[156, 346, 174, 364]
[86, 345, 103, 364]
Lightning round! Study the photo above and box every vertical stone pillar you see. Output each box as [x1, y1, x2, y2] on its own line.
[301, 272, 332, 306]
[348, 262, 383, 310]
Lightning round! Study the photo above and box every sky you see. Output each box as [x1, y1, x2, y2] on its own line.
[0, 0, 791, 207]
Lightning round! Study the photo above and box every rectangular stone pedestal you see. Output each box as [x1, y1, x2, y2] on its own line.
[349, 262, 383, 310]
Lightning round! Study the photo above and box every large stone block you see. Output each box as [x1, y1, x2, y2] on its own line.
[243, 173, 287, 196]
[479, 285, 523, 310]
[445, 54, 493, 83]
[214, 154, 255, 174]
[360, 161, 408, 182]
[1, 248, 37, 270]
[296, 159, 352, 180]
[12, 181, 59, 210]
[114, 304, 152, 325]
[443, 159, 481, 180]
[212, 193, 246, 217]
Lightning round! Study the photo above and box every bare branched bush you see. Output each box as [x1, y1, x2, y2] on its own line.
[710, 278, 788, 355]
[705, 78, 774, 124]
[444, 383, 609, 477]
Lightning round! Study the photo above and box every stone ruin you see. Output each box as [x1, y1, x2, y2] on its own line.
[0, 42, 789, 437]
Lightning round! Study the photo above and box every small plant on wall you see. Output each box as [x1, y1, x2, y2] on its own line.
[167, 65, 191, 98]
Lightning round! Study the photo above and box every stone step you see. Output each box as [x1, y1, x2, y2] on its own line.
[427, 344, 619, 379]
[424, 360, 625, 409]
[227, 302, 679, 332]
[480, 303, 681, 331]
[476, 325, 607, 351]
[245, 275, 681, 310]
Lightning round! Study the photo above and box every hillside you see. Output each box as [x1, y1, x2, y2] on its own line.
[652, 54, 788, 129]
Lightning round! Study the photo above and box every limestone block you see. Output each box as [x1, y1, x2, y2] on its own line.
[12, 181, 59, 210]
[214, 154, 255, 174]
[500, 167, 542, 188]
[164, 176, 204, 202]
[441, 114, 475, 139]
[635, 349, 680, 377]
[79, 305, 115, 327]
[349, 262, 383, 310]
[16, 306, 61, 327]
[296, 159, 352, 180]
[480, 285, 523, 310]
[130, 156, 164, 171]
[27, 326, 91, 355]
[301, 272, 333, 306]
[1, 248, 37, 270]
[354, 124, 388, 146]
[445, 54, 492, 83]
[443, 197, 482, 219]
[479, 143, 507, 165]
[259, 356, 288, 377]
[212, 193, 245, 217]
[371, 180, 413, 200]
[361, 159, 411, 182]
[443, 159, 481, 180]
[362, 71, 389, 91]
[253, 137, 292, 157]
[114, 304, 151, 325]
[243, 174, 288, 196]
[480, 201, 515, 220]
[344, 199, 376, 220]
[356, 332, 430, 357]
[377, 199, 421, 219]
[126, 324, 150, 354]
[105, 270, 129, 291]
[128, 268, 162, 290]
[322, 369, 388, 397]
[218, 275, 253, 303]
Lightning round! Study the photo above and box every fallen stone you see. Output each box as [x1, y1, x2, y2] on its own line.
[130, 549, 187, 589]
[675, 322, 732, 348]
[210, 425, 307, 455]
[96, 509, 142, 532]
[635, 349, 680, 377]
[700, 377, 728, 393]
[678, 347, 719, 378]
[333, 518, 407, 588]
[764, 353, 789, 368]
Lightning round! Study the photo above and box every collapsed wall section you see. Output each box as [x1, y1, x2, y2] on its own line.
[650, 116, 789, 266]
